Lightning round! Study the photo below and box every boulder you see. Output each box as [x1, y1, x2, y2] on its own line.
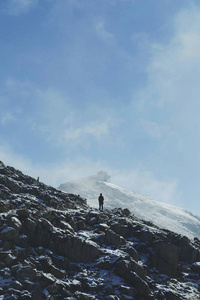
[105, 229, 126, 246]
[15, 234, 29, 248]
[122, 208, 131, 216]
[114, 260, 150, 298]
[75, 291, 96, 299]
[24, 218, 37, 234]
[120, 243, 138, 261]
[0, 200, 8, 212]
[178, 236, 200, 264]
[128, 272, 151, 297]
[10, 280, 23, 291]
[191, 262, 200, 274]
[139, 229, 154, 243]
[8, 216, 22, 231]
[4, 253, 17, 267]
[4, 177, 21, 193]
[120, 285, 137, 298]
[114, 258, 146, 280]
[54, 235, 100, 263]
[39, 218, 54, 232]
[152, 242, 178, 277]
[13, 265, 37, 280]
[0, 227, 18, 241]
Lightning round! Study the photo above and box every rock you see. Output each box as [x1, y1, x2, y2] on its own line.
[4, 177, 21, 193]
[59, 221, 74, 233]
[39, 272, 56, 288]
[10, 280, 23, 290]
[92, 232, 105, 244]
[75, 291, 96, 299]
[87, 216, 98, 226]
[17, 209, 31, 218]
[114, 258, 146, 280]
[0, 227, 18, 241]
[7, 288, 22, 298]
[0, 266, 11, 278]
[37, 255, 53, 272]
[23, 280, 34, 292]
[105, 229, 126, 246]
[8, 216, 22, 231]
[15, 234, 29, 248]
[39, 218, 54, 232]
[114, 259, 130, 277]
[178, 236, 200, 264]
[122, 208, 131, 216]
[128, 272, 151, 297]
[4, 253, 17, 267]
[12, 264, 37, 280]
[32, 285, 43, 300]
[0, 200, 8, 212]
[191, 262, 200, 274]
[120, 243, 138, 261]
[77, 219, 87, 230]
[139, 228, 154, 243]
[120, 285, 137, 297]
[165, 290, 181, 300]
[97, 255, 118, 270]
[152, 242, 178, 277]
[24, 218, 37, 234]
[50, 264, 66, 279]
[73, 237, 100, 262]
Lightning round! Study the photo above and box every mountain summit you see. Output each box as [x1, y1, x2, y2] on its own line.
[58, 172, 200, 240]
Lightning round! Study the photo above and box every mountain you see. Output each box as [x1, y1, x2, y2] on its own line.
[58, 171, 200, 240]
[1, 162, 200, 299]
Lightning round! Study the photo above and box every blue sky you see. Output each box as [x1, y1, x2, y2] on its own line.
[1, 0, 200, 214]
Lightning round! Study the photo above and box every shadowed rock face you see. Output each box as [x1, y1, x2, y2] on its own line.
[0, 161, 200, 299]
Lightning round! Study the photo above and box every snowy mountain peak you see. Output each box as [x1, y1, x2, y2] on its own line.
[58, 172, 200, 240]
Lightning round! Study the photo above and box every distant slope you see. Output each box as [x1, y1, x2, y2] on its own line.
[58, 171, 200, 240]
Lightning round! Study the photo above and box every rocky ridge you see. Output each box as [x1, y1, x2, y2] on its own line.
[0, 161, 200, 299]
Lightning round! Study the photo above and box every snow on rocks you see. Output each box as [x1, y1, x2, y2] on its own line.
[0, 162, 200, 299]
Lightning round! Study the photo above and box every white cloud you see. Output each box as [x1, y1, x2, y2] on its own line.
[5, 0, 38, 15]
[110, 169, 178, 205]
[95, 21, 115, 44]
[0, 78, 120, 152]
[179, 33, 200, 61]
[0, 112, 16, 126]
[63, 122, 108, 140]
[0, 144, 38, 179]
[147, 6, 200, 105]
[61, 118, 117, 148]
[136, 5, 200, 149]
[139, 119, 168, 139]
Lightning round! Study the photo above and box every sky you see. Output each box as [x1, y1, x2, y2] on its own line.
[1, 0, 200, 215]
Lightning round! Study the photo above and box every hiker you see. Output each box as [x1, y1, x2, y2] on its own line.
[98, 193, 104, 210]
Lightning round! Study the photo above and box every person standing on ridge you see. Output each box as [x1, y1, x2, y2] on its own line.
[98, 193, 104, 210]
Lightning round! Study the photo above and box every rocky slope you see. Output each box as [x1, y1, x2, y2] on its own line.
[0, 161, 200, 299]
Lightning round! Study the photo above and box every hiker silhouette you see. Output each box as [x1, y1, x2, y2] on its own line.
[98, 193, 104, 210]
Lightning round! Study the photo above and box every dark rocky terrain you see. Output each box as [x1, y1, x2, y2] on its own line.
[0, 161, 200, 299]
